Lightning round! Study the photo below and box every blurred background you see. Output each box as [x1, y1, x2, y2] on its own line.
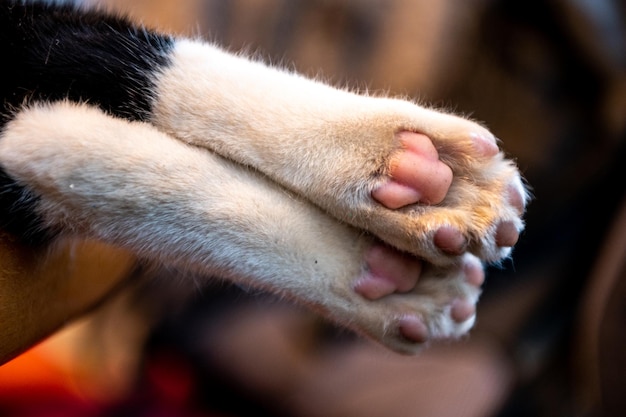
[0, 1, 624, 416]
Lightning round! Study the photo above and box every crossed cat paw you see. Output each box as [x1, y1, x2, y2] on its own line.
[150, 44, 529, 352]
[0, 94, 527, 355]
[342, 124, 527, 352]
[156, 108, 526, 352]
[318, 120, 526, 352]
[309, 124, 526, 353]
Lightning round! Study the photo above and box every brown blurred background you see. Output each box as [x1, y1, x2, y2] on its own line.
[1, 1, 624, 417]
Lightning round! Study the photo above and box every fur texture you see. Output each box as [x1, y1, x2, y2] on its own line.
[0, 0, 528, 357]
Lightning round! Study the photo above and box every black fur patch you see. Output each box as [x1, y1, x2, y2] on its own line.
[1, 0, 174, 122]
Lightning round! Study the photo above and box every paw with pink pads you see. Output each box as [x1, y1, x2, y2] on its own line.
[350, 244, 484, 351]
[371, 130, 527, 265]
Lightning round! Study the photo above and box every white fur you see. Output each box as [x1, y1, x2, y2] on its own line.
[0, 101, 480, 353]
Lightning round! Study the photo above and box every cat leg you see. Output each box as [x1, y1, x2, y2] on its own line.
[0, 101, 481, 354]
[150, 40, 529, 267]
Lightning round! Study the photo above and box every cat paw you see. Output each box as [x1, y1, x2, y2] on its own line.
[152, 43, 529, 266]
[364, 123, 528, 266]
[345, 247, 483, 353]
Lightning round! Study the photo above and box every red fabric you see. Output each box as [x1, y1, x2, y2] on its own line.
[0, 347, 227, 417]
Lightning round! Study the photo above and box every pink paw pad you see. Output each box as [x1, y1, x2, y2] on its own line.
[355, 245, 422, 300]
[463, 257, 485, 287]
[493, 181, 526, 248]
[495, 221, 519, 247]
[451, 298, 476, 323]
[434, 226, 467, 255]
[398, 315, 429, 343]
[372, 132, 453, 209]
